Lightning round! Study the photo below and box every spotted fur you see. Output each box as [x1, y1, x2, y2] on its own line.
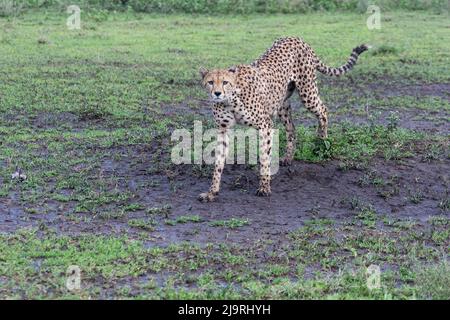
[199, 37, 368, 202]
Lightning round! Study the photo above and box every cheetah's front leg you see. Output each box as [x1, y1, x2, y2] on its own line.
[198, 127, 229, 203]
[256, 125, 273, 197]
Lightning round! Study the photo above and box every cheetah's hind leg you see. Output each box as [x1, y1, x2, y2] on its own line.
[278, 82, 297, 166]
[297, 76, 328, 139]
[278, 99, 296, 166]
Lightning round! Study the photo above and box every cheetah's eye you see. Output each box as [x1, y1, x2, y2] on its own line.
[207, 81, 214, 86]
[223, 81, 229, 85]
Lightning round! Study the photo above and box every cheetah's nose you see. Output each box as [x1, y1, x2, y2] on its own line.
[214, 92, 222, 97]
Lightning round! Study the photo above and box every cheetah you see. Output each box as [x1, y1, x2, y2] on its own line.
[199, 37, 369, 202]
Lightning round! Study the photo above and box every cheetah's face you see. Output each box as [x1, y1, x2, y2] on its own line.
[200, 67, 237, 103]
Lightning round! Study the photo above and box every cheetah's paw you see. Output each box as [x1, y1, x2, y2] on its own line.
[198, 192, 217, 203]
[255, 188, 271, 197]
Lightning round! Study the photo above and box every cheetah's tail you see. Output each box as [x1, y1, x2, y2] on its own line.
[316, 44, 370, 77]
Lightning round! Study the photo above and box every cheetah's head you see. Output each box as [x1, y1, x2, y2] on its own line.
[200, 67, 238, 103]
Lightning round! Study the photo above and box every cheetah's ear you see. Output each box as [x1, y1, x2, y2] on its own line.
[199, 67, 209, 79]
[228, 66, 238, 73]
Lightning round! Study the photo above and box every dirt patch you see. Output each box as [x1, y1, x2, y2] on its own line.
[1, 151, 448, 246]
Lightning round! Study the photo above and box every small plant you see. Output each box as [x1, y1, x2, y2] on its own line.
[37, 35, 50, 45]
[128, 218, 156, 231]
[355, 205, 377, 228]
[438, 197, 450, 211]
[378, 186, 400, 199]
[422, 143, 445, 162]
[312, 138, 332, 160]
[428, 215, 449, 227]
[147, 204, 171, 217]
[357, 170, 384, 187]
[210, 218, 250, 229]
[365, 103, 382, 130]
[387, 111, 400, 131]
[75, 101, 111, 121]
[392, 219, 417, 230]
[408, 191, 424, 204]
[165, 215, 202, 225]
[431, 229, 449, 244]
[97, 210, 126, 220]
[342, 196, 365, 211]
[124, 203, 144, 212]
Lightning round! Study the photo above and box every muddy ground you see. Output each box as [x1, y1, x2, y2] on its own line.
[1, 81, 448, 248]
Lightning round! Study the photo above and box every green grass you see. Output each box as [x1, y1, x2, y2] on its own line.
[1, 216, 448, 299]
[210, 218, 250, 229]
[165, 215, 203, 225]
[289, 124, 424, 164]
[128, 218, 156, 230]
[0, 10, 449, 299]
